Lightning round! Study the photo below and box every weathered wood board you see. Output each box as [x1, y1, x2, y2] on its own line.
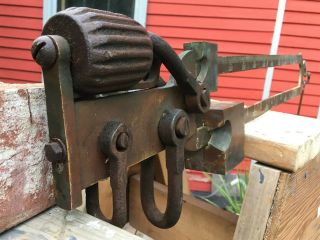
[264, 154, 320, 240]
[0, 207, 142, 240]
[234, 154, 320, 240]
[245, 111, 320, 172]
[129, 175, 238, 240]
[233, 164, 281, 240]
[0, 83, 54, 232]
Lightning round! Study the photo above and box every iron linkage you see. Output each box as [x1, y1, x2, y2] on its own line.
[140, 109, 189, 228]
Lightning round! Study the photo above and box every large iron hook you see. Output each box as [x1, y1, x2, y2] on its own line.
[140, 109, 189, 228]
[86, 121, 131, 228]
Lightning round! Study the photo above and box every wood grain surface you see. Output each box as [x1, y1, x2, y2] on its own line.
[1, 207, 142, 240]
[245, 111, 320, 172]
[233, 163, 281, 240]
[0, 83, 54, 232]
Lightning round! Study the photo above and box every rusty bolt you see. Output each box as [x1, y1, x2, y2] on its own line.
[175, 116, 190, 138]
[116, 132, 129, 151]
[31, 36, 57, 70]
[44, 139, 66, 164]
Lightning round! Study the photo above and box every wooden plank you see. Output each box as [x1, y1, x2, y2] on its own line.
[0, 69, 41, 82]
[286, 0, 320, 14]
[148, 15, 275, 32]
[129, 175, 237, 240]
[0, 0, 42, 8]
[233, 163, 281, 240]
[148, 3, 276, 20]
[235, 154, 320, 240]
[0, 47, 34, 61]
[0, 83, 54, 232]
[151, 28, 273, 45]
[0, 58, 40, 72]
[99, 179, 113, 219]
[0, 27, 40, 40]
[0, 5, 42, 18]
[245, 111, 320, 172]
[149, 0, 278, 9]
[0, 16, 42, 30]
[1, 207, 142, 240]
[264, 154, 320, 240]
[0, 37, 35, 51]
[299, 218, 320, 240]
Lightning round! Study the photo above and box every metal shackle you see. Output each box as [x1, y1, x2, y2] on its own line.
[140, 109, 189, 228]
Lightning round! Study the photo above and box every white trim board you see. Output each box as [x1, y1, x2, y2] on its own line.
[43, 0, 57, 25]
[262, 0, 287, 100]
[134, 0, 148, 26]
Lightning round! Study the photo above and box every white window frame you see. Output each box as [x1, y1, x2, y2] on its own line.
[43, 0, 148, 26]
[262, 0, 286, 100]
[134, 0, 148, 26]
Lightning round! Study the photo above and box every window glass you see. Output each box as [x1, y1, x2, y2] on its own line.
[58, 0, 135, 18]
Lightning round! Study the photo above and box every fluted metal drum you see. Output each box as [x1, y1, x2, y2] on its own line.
[43, 7, 153, 95]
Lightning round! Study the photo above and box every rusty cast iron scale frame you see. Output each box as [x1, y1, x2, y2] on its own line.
[31, 8, 310, 229]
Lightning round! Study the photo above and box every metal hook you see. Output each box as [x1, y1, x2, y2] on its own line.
[86, 121, 131, 228]
[148, 33, 210, 113]
[140, 109, 189, 228]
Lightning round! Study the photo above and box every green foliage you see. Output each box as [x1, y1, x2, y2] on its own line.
[199, 172, 249, 215]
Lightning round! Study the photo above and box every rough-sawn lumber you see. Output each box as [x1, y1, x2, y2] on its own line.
[1, 207, 142, 240]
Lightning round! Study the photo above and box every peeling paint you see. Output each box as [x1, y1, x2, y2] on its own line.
[0, 84, 54, 232]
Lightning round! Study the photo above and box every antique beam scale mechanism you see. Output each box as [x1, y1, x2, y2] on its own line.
[31, 8, 310, 228]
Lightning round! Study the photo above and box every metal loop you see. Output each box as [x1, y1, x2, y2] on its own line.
[140, 154, 183, 228]
[87, 121, 131, 228]
[140, 109, 188, 228]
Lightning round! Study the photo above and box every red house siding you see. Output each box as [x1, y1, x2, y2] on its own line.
[272, 1, 320, 117]
[0, 0, 42, 83]
[146, 0, 320, 117]
[0, 0, 319, 117]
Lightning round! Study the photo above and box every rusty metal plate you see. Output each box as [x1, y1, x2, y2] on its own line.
[75, 86, 185, 188]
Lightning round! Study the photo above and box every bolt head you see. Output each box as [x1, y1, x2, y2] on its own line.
[31, 36, 57, 69]
[116, 132, 129, 151]
[175, 116, 190, 138]
[44, 141, 66, 163]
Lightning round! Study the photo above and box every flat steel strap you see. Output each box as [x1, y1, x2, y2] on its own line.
[217, 54, 308, 122]
[244, 86, 302, 123]
[218, 54, 302, 74]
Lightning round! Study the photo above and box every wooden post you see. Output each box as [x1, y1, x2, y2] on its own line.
[233, 164, 281, 240]
[0, 83, 54, 232]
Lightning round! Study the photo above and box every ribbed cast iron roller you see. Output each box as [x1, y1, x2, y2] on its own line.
[43, 7, 153, 95]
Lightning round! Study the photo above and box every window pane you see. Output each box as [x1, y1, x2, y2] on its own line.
[59, 0, 135, 18]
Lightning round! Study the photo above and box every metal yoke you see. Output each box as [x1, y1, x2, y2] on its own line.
[32, 7, 310, 229]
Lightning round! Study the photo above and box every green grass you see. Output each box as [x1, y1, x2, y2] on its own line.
[199, 172, 249, 215]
